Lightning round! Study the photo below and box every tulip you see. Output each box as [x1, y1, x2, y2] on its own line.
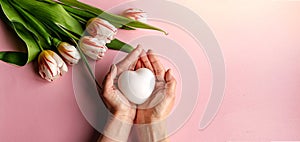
[123, 8, 147, 23]
[57, 42, 81, 65]
[86, 18, 117, 43]
[38, 50, 68, 82]
[79, 36, 108, 60]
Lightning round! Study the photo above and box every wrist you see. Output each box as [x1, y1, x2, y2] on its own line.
[114, 111, 135, 123]
[135, 120, 169, 142]
[102, 114, 133, 142]
[135, 114, 164, 124]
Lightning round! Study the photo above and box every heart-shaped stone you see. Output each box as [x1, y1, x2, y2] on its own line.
[118, 68, 155, 104]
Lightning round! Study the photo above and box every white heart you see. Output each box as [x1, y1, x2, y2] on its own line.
[118, 68, 155, 104]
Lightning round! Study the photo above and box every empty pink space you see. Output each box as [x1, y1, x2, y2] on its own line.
[1, 0, 300, 142]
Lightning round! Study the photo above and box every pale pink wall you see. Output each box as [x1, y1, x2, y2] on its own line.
[0, 0, 300, 142]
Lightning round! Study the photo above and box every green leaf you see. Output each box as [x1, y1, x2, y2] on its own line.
[62, 4, 96, 21]
[69, 12, 87, 24]
[106, 39, 134, 53]
[13, 23, 41, 64]
[12, 0, 83, 36]
[9, 1, 52, 46]
[120, 25, 136, 30]
[58, 0, 167, 34]
[0, 0, 41, 65]
[0, 52, 27, 66]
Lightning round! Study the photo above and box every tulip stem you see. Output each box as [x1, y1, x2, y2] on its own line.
[37, 41, 45, 51]
[70, 38, 103, 90]
[39, 46, 44, 51]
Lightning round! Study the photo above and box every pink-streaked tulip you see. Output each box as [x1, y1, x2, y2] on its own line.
[79, 36, 108, 60]
[86, 18, 117, 43]
[123, 8, 147, 23]
[38, 50, 68, 82]
[57, 42, 81, 65]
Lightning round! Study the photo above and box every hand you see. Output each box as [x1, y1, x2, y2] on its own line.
[135, 50, 177, 124]
[101, 46, 143, 122]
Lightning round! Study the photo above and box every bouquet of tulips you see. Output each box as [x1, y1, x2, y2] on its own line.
[0, 0, 165, 82]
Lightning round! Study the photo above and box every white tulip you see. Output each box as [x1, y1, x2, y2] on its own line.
[79, 36, 108, 60]
[38, 50, 68, 82]
[123, 8, 147, 23]
[86, 18, 117, 43]
[57, 42, 81, 65]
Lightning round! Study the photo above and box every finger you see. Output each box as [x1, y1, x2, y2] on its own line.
[147, 50, 165, 81]
[103, 64, 117, 90]
[140, 50, 153, 71]
[135, 59, 143, 70]
[129, 58, 139, 71]
[123, 45, 143, 63]
[101, 68, 110, 90]
[117, 45, 143, 74]
[165, 69, 176, 96]
[128, 46, 145, 70]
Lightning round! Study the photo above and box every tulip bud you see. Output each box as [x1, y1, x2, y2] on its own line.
[123, 8, 147, 23]
[79, 36, 108, 60]
[38, 50, 68, 82]
[86, 18, 117, 43]
[57, 42, 81, 65]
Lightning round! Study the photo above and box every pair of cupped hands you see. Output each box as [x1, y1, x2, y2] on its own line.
[101, 46, 176, 124]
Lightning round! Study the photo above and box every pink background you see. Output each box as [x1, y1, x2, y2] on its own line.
[1, 0, 300, 141]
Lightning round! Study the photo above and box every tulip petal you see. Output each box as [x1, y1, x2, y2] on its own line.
[57, 42, 81, 65]
[82, 49, 99, 60]
[37, 50, 68, 81]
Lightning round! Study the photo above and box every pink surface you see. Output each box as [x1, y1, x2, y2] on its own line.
[1, 0, 300, 142]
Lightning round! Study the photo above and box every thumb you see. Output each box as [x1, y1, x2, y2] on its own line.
[165, 69, 176, 96]
[104, 64, 117, 89]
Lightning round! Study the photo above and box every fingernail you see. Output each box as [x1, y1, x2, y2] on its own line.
[147, 49, 153, 53]
[137, 44, 143, 50]
[110, 64, 116, 72]
[168, 69, 172, 75]
[135, 44, 143, 52]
